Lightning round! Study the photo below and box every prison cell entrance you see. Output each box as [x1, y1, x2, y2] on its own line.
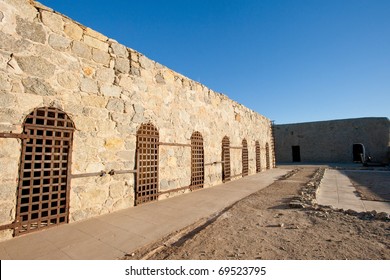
[352, 143, 365, 162]
[255, 141, 261, 173]
[222, 136, 231, 182]
[15, 107, 74, 236]
[292, 145, 301, 162]
[190, 132, 204, 190]
[242, 139, 248, 176]
[136, 123, 159, 205]
[265, 143, 271, 169]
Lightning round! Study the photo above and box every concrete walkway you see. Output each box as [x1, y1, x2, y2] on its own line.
[317, 169, 390, 213]
[0, 168, 289, 260]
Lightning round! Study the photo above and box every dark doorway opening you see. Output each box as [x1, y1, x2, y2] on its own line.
[353, 143, 365, 162]
[292, 146, 301, 162]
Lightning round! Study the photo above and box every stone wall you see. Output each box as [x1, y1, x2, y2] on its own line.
[0, 0, 274, 240]
[275, 117, 390, 163]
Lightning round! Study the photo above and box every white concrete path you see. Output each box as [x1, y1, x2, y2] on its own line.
[317, 169, 390, 213]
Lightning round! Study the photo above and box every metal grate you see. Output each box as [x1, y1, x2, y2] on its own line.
[190, 132, 204, 190]
[15, 107, 74, 236]
[242, 139, 248, 176]
[255, 141, 261, 173]
[222, 136, 231, 182]
[266, 142, 270, 169]
[136, 123, 159, 205]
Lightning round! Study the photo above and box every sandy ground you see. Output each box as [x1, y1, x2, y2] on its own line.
[124, 167, 389, 260]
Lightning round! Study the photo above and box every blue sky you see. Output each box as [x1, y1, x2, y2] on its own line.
[39, 0, 389, 124]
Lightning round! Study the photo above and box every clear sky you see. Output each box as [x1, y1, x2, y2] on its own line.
[39, 0, 390, 124]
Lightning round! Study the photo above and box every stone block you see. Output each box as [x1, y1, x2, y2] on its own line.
[57, 71, 80, 90]
[111, 112, 130, 124]
[15, 56, 56, 79]
[82, 107, 109, 120]
[0, 31, 32, 53]
[40, 10, 64, 33]
[85, 27, 108, 41]
[48, 33, 71, 51]
[81, 95, 107, 108]
[155, 73, 165, 84]
[0, 91, 16, 108]
[83, 35, 108, 52]
[116, 150, 134, 161]
[95, 67, 115, 83]
[73, 116, 96, 132]
[64, 20, 83, 41]
[108, 181, 126, 199]
[106, 98, 125, 112]
[22, 77, 56, 96]
[96, 121, 116, 136]
[71, 41, 92, 59]
[0, 202, 14, 224]
[100, 84, 122, 97]
[16, 16, 46, 44]
[0, 184, 18, 201]
[118, 75, 134, 90]
[114, 57, 130, 74]
[139, 55, 154, 70]
[80, 78, 98, 93]
[92, 48, 111, 65]
[4, 0, 38, 20]
[0, 138, 20, 158]
[86, 162, 105, 173]
[110, 42, 128, 57]
[15, 93, 43, 113]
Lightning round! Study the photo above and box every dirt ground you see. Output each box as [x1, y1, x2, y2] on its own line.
[124, 167, 390, 260]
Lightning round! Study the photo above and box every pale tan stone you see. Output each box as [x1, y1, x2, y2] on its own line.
[57, 71, 80, 90]
[41, 10, 64, 33]
[100, 84, 121, 97]
[81, 95, 107, 108]
[64, 20, 83, 41]
[85, 27, 108, 41]
[83, 34, 108, 52]
[104, 138, 124, 150]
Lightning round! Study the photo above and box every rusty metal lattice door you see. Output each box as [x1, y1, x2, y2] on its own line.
[266, 143, 270, 169]
[190, 131, 204, 190]
[255, 141, 261, 173]
[15, 107, 74, 236]
[136, 123, 159, 205]
[242, 139, 248, 177]
[222, 136, 231, 182]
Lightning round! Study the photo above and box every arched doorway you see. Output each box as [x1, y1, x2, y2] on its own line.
[136, 123, 159, 205]
[15, 107, 74, 236]
[190, 131, 204, 190]
[255, 141, 261, 173]
[222, 136, 231, 182]
[242, 139, 248, 176]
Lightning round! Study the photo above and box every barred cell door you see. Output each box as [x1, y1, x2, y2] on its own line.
[136, 123, 159, 205]
[222, 136, 231, 182]
[190, 132, 204, 190]
[255, 141, 261, 173]
[242, 139, 248, 177]
[266, 143, 270, 169]
[15, 107, 74, 236]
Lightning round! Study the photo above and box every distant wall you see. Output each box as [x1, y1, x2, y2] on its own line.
[275, 117, 390, 163]
[0, 0, 274, 240]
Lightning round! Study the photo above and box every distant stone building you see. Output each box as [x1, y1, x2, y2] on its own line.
[0, 0, 275, 240]
[274, 117, 390, 164]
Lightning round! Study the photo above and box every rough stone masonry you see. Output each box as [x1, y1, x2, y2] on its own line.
[0, 0, 275, 241]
